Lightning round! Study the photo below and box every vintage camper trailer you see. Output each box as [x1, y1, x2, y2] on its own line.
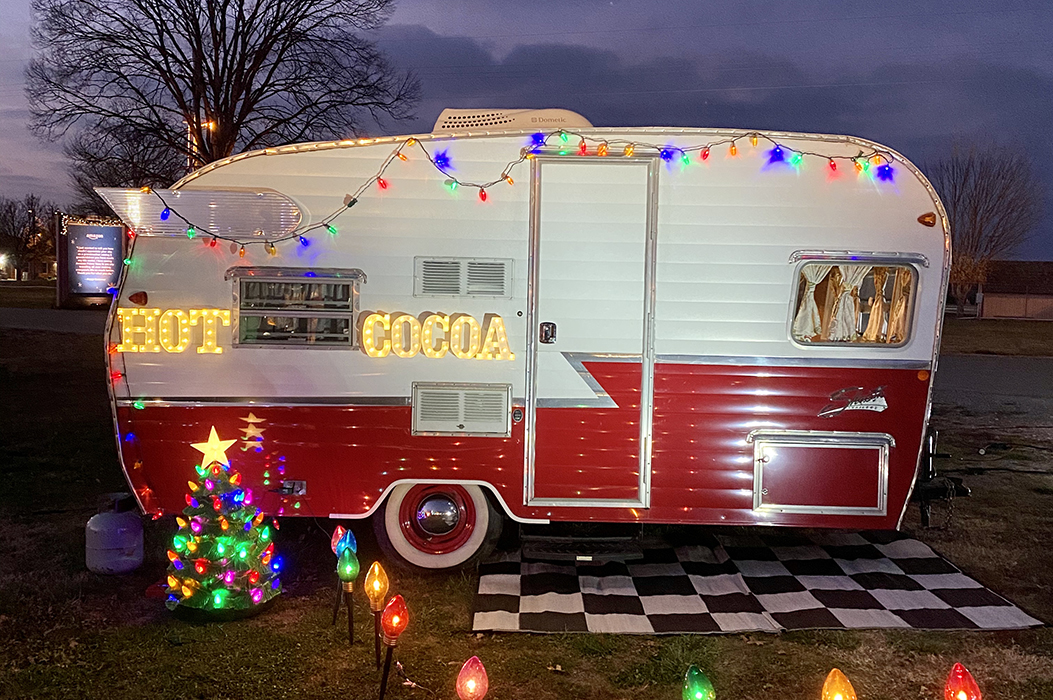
[99, 108, 950, 571]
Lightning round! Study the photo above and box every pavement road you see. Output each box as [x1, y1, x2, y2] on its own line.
[1, 306, 1051, 416]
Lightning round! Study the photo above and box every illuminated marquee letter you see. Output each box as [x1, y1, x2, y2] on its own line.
[421, 314, 449, 358]
[158, 309, 192, 353]
[477, 315, 515, 361]
[362, 313, 391, 357]
[390, 314, 421, 358]
[116, 307, 161, 352]
[189, 309, 231, 354]
[449, 315, 482, 359]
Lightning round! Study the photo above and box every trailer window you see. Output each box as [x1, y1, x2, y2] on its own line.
[228, 268, 364, 348]
[791, 264, 915, 345]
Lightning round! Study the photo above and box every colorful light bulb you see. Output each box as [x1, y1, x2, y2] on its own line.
[337, 547, 359, 583]
[433, 150, 451, 170]
[456, 656, 489, 700]
[186, 226, 196, 239]
[209, 237, 217, 248]
[327, 224, 337, 235]
[682, 665, 716, 700]
[299, 236, 309, 247]
[829, 158, 837, 171]
[160, 208, 170, 221]
[750, 133, 758, 147]
[397, 152, 408, 161]
[381, 594, 409, 645]
[239, 245, 246, 257]
[364, 561, 390, 611]
[503, 174, 513, 185]
[945, 663, 982, 700]
[478, 188, 487, 202]
[624, 143, 635, 157]
[729, 142, 737, 156]
[701, 147, 710, 161]
[597, 143, 608, 157]
[821, 668, 857, 700]
[335, 530, 357, 556]
[377, 177, 388, 190]
[406, 138, 416, 147]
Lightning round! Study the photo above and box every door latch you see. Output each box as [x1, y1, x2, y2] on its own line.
[539, 322, 557, 344]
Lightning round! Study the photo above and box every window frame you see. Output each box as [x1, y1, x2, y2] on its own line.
[226, 266, 366, 350]
[786, 251, 926, 349]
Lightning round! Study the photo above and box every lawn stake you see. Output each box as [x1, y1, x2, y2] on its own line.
[378, 595, 409, 700]
[364, 561, 390, 669]
[336, 546, 360, 644]
[330, 526, 351, 625]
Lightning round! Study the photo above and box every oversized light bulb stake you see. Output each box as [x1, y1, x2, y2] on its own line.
[456, 656, 489, 700]
[364, 561, 390, 669]
[821, 668, 857, 700]
[944, 662, 982, 700]
[378, 594, 409, 700]
[682, 665, 716, 700]
[330, 528, 357, 625]
[334, 545, 359, 644]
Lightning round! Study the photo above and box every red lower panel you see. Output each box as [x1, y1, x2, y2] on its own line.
[759, 446, 881, 509]
[117, 362, 930, 529]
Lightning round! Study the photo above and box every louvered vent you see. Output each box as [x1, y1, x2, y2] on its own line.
[412, 383, 511, 436]
[436, 112, 517, 129]
[414, 257, 512, 298]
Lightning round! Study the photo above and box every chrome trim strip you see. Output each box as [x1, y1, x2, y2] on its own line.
[748, 429, 892, 517]
[535, 352, 635, 408]
[224, 266, 367, 282]
[523, 154, 541, 505]
[788, 250, 929, 268]
[329, 478, 550, 525]
[116, 396, 411, 407]
[657, 355, 931, 370]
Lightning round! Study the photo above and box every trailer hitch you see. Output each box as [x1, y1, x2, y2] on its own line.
[911, 428, 969, 527]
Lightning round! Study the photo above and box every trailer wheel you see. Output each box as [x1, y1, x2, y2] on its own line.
[374, 484, 502, 572]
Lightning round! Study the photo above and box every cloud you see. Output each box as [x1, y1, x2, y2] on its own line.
[374, 24, 1053, 258]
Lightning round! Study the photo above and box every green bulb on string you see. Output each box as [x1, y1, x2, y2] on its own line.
[682, 665, 716, 700]
[337, 546, 360, 583]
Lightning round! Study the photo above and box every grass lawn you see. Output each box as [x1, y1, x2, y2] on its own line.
[941, 318, 1053, 356]
[1, 330, 1052, 700]
[0, 281, 57, 309]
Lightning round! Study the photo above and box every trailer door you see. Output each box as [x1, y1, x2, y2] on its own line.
[525, 158, 657, 508]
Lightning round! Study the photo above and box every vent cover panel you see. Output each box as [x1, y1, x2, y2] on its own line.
[412, 383, 511, 436]
[414, 257, 512, 298]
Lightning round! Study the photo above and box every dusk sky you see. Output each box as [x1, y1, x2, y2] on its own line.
[1, 0, 1052, 258]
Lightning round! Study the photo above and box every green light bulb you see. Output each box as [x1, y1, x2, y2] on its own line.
[123, 257, 132, 265]
[337, 547, 360, 583]
[132, 400, 145, 410]
[186, 226, 196, 239]
[327, 224, 337, 235]
[682, 665, 716, 700]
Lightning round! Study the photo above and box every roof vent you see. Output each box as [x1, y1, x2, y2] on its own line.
[432, 108, 592, 133]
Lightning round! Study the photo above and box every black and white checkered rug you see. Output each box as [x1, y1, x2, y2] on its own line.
[473, 531, 1042, 634]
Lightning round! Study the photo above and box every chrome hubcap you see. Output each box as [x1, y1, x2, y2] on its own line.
[416, 495, 460, 535]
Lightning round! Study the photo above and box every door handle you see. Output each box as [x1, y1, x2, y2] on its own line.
[539, 321, 557, 344]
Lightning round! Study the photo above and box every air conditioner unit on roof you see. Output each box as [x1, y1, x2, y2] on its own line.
[432, 108, 592, 132]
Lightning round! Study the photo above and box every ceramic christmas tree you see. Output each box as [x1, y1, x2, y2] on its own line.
[165, 426, 281, 615]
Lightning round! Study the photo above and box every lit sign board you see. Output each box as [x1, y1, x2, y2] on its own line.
[66, 223, 123, 295]
[114, 308, 515, 360]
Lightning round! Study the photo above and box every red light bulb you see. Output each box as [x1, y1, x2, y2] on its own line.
[578, 139, 587, 155]
[381, 594, 409, 645]
[456, 656, 489, 700]
[478, 188, 487, 202]
[945, 663, 982, 700]
[110, 371, 123, 382]
[330, 525, 346, 554]
[194, 558, 208, 575]
[701, 147, 710, 161]
[377, 177, 388, 190]
[829, 158, 837, 171]
[209, 237, 217, 248]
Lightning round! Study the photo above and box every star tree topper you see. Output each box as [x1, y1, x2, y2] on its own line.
[191, 426, 237, 467]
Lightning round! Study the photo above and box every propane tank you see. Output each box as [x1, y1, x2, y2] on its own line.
[86, 492, 143, 574]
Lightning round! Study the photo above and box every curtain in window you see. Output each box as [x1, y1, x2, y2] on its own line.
[829, 264, 872, 341]
[887, 268, 913, 343]
[791, 264, 833, 340]
[862, 267, 890, 342]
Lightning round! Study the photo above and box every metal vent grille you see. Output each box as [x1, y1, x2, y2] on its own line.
[412, 383, 511, 436]
[437, 111, 516, 129]
[419, 259, 462, 295]
[414, 257, 512, 298]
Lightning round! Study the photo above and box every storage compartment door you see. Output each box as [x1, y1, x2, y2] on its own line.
[748, 431, 894, 515]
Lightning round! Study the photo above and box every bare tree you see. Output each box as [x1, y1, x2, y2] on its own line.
[926, 143, 1043, 317]
[26, 0, 419, 188]
[0, 195, 57, 281]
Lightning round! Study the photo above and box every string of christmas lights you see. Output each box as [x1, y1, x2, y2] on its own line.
[132, 128, 897, 259]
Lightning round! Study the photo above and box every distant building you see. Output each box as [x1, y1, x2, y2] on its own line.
[980, 261, 1053, 320]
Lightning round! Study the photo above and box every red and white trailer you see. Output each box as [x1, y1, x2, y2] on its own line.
[100, 108, 950, 570]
